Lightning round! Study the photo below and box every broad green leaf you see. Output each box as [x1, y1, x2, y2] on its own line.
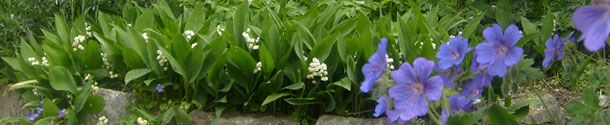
[540, 11, 554, 45]
[227, 45, 256, 83]
[173, 106, 194, 125]
[233, 2, 250, 47]
[462, 12, 485, 38]
[262, 92, 290, 106]
[2, 57, 21, 71]
[55, 14, 70, 42]
[121, 47, 146, 69]
[282, 82, 304, 90]
[34, 117, 53, 125]
[42, 98, 59, 117]
[0, 117, 33, 125]
[332, 77, 351, 91]
[284, 98, 318, 105]
[495, 0, 512, 29]
[74, 82, 92, 113]
[520, 17, 538, 35]
[48, 66, 77, 94]
[259, 44, 274, 75]
[161, 108, 176, 124]
[487, 104, 519, 125]
[185, 5, 206, 33]
[309, 34, 338, 62]
[125, 69, 152, 84]
[85, 96, 105, 113]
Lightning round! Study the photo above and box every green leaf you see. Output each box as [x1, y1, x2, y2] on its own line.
[135, 107, 156, 120]
[284, 98, 318, 105]
[282, 82, 304, 90]
[125, 69, 152, 85]
[233, 2, 250, 47]
[48, 66, 77, 94]
[309, 34, 338, 62]
[74, 82, 92, 113]
[161, 108, 176, 124]
[462, 12, 485, 38]
[520, 17, 538, 35]
[121, 47, 146, 69]
[227, 45, 256, 85]
[511, 58, 544, 83]
[85, 96, 105, 113]
[262, 92, 290, 106]
[2, 57, 21, 71]
[508, 99, 541, 111]
[185, 5, 206, 33]
[259, 44, 275, 75]
[332, 77, 351, 91]
[34, 117, 53, 125]
[0, 117, 33, 125]
[487, 104, 519, 125]
[540, 11, 554, 45]
[173, 106, 194, 125]
[54, 14, 70, 42]
[42, 98, 59, 117]
[495, 0, 512, 29]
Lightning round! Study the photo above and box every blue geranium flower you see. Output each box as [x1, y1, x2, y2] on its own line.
[58, 109, 67, 118]
[156, 84, 164, 93]
[572, 1, 610, 52]
[360, 38, 388, 93]
[387, 58, 443, 122]
[436, 36, 470, 70]
[374, 96, 388, 117]
[543, 33, 575, 68]
[475, 24, 523, 77]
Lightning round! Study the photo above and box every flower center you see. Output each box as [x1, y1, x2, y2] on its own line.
[412, 83, 424, 93]
[497, 46, 508, 56]
[372, 64, 383, 72]
[450, 51, 460, 59]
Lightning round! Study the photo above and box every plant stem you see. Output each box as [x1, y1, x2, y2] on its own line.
[528, 81, 559, 124]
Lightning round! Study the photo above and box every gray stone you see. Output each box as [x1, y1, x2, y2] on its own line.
[189, 110, 298, 125]
[315, 115, 385, 125]
[0, 85, 27, 119]
[86, 88, 133, 125]
[518, 94, 566, 124]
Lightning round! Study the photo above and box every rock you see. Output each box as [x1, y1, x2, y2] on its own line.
[189, 110, 298, 125]
[86, 88, 132, 125]
[0, 85, 27, 119]
[315, 115, 385, 125]
[518, 94, 566, 124]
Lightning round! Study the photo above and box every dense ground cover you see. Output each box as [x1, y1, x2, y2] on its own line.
[0, 0, 609, 124]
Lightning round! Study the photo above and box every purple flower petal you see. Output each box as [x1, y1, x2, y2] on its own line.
[503, 47, 523, 66]
[483, 24, 504, 45]
[572, 5, 610, 52]
[413, 58, 434, 82]
[424, 76, 444, 101]
[488, 60, 507, 77]
[475, 43, 496, 64]
[503, 24, 523, 46]
[391, 63, 416, 85]
[360, 38, 388, 93]
[374, 96, 388, 117]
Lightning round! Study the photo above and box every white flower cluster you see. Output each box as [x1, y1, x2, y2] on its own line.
[136, 117, 148, 125]
[27, 57, 48, 66]
[33, 88, 40, 96]
[86, 23, 92, 37]
[600, 93, 608, 108]
[216, 25, 225, 35]
[72, 35, 86, 51]
[84, 74, 93, 81]
[253, 62, 262, 73]
[184, 30, 195, 40]
[242, 28, 260, 50]
[191, 43, 198, 49]
[157, 50, 169, 71]
[306, 58, 328, 82]
[386, 55, 394, 70]
[101, 53, 119, 78]
[127, 24, 132, 27]
[141, 33, 149, 43]
[96, 116, 109, 125]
